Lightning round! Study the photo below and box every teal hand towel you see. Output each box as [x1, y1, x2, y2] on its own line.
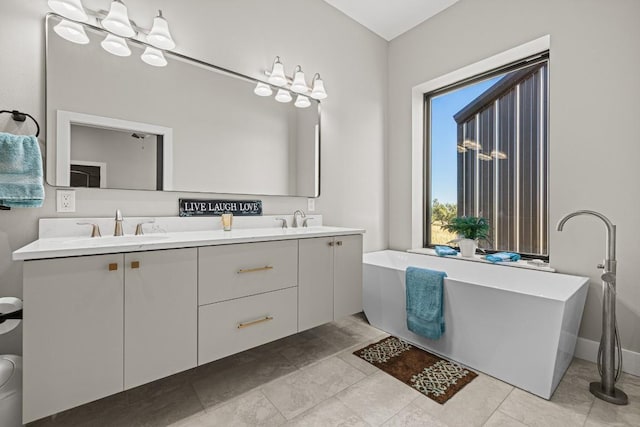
[0, 132, 44, 208]
[435, 245, 458, 256]
[485, 252, 521, 263]
[406, 266, 446, 340]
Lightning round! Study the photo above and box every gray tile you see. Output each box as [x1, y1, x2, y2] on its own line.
[195, 390, 286, 427]
[483, 411, 527, 427]
[262, 356, 366, 420]
[279, 334, 344, 368]
[381, 400, 448, 427]
[336, 371, 420, 426]
[285, 397, 370, 427]
[584, 372, 640, 427]
[499, 387, 588, 427]
[31, 392, 131, 427]
[192, 351, 298, 408]
[413, 373, 513, 427]
[336, 344, 381, 376]
[128, 383, 205, 427]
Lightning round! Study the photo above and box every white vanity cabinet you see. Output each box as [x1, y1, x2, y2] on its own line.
[18, 226, 364, 424]
[298, 234, 363, 331]
[23, 254, 125, 423]
[197, 240, 299, 365]
[124, 248, 197, 389]
[22, 248, 198, 423]
[333, 234, 364, 319]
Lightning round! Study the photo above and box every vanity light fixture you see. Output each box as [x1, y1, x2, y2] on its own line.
[146, 10, 175, 50]
[53, 19, 89, 44]
[141, 46, 167, 67]
[254, 82, 273, 97]
[259, 57, 328, 107]
[101, 0, 136, 38]
[310, 73, 327, 100]
[275, 89, 292, 103]
[290, 66, 308, 94]
[100, 33, 131, 57]
[294, 95, 311, 108]
[48, 0, 88, 22]
[49, 1, 176, 68]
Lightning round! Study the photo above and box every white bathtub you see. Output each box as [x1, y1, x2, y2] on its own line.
[363, 250, 589, 399]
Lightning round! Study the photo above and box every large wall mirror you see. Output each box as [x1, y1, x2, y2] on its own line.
[45, 14, 320, 197]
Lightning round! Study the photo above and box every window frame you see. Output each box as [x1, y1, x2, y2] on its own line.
[423, 53, 550, 260]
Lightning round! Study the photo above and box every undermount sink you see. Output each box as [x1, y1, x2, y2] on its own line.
[63, 235, 169, 247]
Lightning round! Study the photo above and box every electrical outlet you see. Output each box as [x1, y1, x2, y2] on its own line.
[307, 198, 316, 212]
[57, 190, 76, 212]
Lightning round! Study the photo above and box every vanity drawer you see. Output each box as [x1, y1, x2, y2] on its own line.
[198, 240, 298, 305]
[198, 287, 298, 365]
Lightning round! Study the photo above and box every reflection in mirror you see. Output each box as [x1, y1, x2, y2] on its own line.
[46, 14, 320, 197]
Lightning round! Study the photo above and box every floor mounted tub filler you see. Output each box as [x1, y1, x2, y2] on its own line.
[362, 250, 589, 399]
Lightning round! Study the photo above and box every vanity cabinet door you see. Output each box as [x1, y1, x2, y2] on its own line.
[23, 254, 124, 424]
[298, 237, 334, 331]
[334, 234, 363, 320]
[124, 248, 197, 389]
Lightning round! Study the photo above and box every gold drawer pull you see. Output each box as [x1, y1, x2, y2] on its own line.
[131, 261, 140, 269]
[237, 265, 273, 274]
[237, 316, 274, 329]
[108, 263, 118, 271]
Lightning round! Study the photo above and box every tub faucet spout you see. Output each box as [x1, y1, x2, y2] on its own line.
[557, 210, 615, 272]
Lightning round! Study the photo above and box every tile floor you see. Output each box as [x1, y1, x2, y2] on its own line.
[29, 314, 640, 427]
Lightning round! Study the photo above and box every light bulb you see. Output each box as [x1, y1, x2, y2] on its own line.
[295, 95, 311, 108]
[254, 82, 273, 97]
[147, 10, 175, 50]
[101, 0, 136, 38]
[275, 89, 292, 103]
[48, 0, 88, 22]
[141, 46, 167, 67]
[54, 19, 89, 44]
[101, 33, 131, 57]
[310, 74, 327, 100]
[268, 57, 287, 87]
[290, 66, 308, 94]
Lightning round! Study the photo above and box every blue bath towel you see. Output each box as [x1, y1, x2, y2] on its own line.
[406, 266, 446, 340]
[485, 252, 521, 263]
[435, 245, 458, 257]
[0, 132, 44, 208]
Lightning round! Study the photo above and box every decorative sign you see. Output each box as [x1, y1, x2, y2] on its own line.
[179, 199, 262, 217]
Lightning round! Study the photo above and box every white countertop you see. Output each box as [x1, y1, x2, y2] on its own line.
[13, 215, 365, 261]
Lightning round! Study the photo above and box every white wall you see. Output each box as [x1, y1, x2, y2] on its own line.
[0, 0, 388, 354]
[388, 0, 640, 353]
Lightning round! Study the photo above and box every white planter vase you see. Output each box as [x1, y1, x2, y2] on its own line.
[458, 238, 477, 257]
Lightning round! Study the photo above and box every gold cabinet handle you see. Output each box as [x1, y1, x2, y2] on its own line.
[108, 263, 118, 271]
[131, 261, 140, 269]
[237, 316, 274, 329]
[336, 241, 343, 246]
[237, 266, 273, 274]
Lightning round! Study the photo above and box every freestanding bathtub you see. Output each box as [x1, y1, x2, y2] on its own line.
[363, 250, 589, 399]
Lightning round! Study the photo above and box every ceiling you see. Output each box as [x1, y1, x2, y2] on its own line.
[322, 0, 460, 41]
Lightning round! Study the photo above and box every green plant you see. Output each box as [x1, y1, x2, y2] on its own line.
[442, 216, 490, 241]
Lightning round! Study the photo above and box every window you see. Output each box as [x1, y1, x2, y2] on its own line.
[425, 54, 549, 258]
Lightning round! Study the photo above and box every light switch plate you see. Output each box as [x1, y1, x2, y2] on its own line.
[56, 190, 76, 212]
[307, 198, 315, 212]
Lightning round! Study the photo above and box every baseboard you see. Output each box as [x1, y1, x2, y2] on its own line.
[574, 337, 640, 377]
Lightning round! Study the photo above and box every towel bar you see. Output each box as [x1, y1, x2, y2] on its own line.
[0, 109, 40, 137]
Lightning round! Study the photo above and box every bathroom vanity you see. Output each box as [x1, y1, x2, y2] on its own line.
[14, 216, 363, 423]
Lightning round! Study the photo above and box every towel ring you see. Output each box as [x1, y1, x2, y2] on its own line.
[0, 110, 40, 137]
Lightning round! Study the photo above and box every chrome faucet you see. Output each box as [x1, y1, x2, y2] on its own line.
[114, 209, 124, 236]
[293, 209, 306, 228]
[557, 210, 627, 405]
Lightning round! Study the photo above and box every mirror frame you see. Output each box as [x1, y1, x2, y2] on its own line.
[45, 13, 322, 197]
